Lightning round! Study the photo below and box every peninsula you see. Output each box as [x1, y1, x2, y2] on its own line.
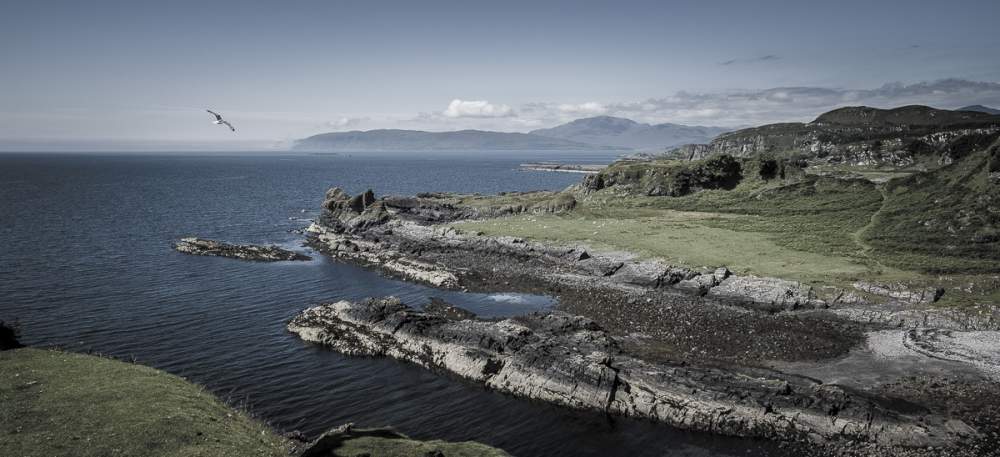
[290, 105, 1000, 457]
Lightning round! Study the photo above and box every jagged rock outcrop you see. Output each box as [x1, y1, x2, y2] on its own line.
[676, 267, 732, 295]
[321, 188, 390, 231]
[174, 237, 310, 262]
[321, 188, 576, 234]
[288, 297, 977, 448]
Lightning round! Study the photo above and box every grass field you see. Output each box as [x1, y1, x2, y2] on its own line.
[0, 348, 290, 457]
[0, 348, 512, 457]
[453, 149, 1000, 307]
[457, 174, 899, 286]
[459, 210, 876, 284]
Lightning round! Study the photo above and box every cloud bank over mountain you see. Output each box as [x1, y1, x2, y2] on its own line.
[5, 78, 1000, 151]
[525, 79, 1000, 128]
[363, 78, 1000, 134]
[442, 99, 515, 118]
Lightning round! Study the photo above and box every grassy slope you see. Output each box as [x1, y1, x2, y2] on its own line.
[866, 148, 1000, 273]
[0, 348, 290, 457]
[461, 208, 874, 284]
[455, 150, 1000, 306]
[0, 348, 514, 457]
[460, 173, 892, 286]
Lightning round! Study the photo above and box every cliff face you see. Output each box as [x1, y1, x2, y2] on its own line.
[665, 106, 1000, 167]
[582, 154, 807, 197]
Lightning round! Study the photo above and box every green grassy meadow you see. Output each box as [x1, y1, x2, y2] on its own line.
[0, 348, 290, 457]
[454, 149, 1000, 307]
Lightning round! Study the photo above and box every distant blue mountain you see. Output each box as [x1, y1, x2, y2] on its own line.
[529, 116, 729, 151]
[293, 129, 609, 152]
[958, 105, 1000, 115]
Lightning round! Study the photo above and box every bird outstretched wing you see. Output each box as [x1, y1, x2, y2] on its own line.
[221, 120, 236, 132]
[206, 109, 222, 121]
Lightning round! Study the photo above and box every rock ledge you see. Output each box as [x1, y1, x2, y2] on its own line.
[174, 237, 310, 262]
[288, 297, 976, 449]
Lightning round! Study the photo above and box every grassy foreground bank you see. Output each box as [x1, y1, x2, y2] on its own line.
[0, 348, 510, 457]
[0, 348, 290, 457]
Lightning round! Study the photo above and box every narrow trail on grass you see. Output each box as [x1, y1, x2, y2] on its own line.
[851, 185, 890, 270]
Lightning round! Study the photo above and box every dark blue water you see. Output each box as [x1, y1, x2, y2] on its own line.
[0, 153, 785, 457]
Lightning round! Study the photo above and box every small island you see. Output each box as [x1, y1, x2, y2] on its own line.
[174, 237, 311, 262]
[519, 162, 606, 173]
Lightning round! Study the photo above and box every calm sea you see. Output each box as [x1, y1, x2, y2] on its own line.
[0, 152, 786, 456]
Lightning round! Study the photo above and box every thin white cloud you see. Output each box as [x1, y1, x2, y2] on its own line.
[521, 79, 1000, 128]
[442, 99, 514, 118]
[326, 117, 368, 129]
[331, 79, 1000, 135]
[720, 54, 781, 66]
[557, 102, 608, 115]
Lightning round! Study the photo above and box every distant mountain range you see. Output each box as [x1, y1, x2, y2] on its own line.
[293, 116, 728, 152]
[529, 116, 729, 150]
[959, 105, 1000, 115]
[293, 129, 606, 152]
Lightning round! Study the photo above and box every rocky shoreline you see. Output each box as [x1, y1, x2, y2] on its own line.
[305, 188, 999, 331]
[293, 186, 1000, 456]
[175, 237, 311, 262]
[288, 297, 977, 453]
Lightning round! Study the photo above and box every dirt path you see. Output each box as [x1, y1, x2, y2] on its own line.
[850, 184, 889, 269]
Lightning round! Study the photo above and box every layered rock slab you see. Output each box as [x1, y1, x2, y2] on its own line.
[288, 297, 976, 448]
[174, 237, 311, 262]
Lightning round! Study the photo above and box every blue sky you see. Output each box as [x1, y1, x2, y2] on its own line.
[2, 0, 999, 149]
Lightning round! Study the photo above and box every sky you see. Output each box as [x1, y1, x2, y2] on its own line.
[2, 0, 1000, 150]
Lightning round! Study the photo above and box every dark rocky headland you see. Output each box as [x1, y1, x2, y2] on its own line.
[287, 105, 1000, 456]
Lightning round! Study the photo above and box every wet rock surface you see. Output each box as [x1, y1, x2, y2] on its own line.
[174, 237, 311, 262]
[288, 298, 978, 452]
[293, 422, 510, 457]
[423, 298, 477, 320]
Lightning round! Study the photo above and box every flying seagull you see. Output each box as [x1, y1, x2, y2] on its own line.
[206, 109, 236, 132]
